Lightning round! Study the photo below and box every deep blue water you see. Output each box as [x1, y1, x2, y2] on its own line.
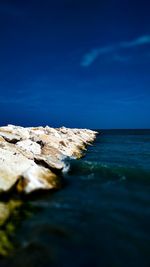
[1, 130, 150, 267]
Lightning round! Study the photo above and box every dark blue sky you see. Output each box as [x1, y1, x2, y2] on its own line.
[0, 0, 150, 129]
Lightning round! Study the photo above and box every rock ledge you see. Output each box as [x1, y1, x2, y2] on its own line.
[0, 125, 98, 194]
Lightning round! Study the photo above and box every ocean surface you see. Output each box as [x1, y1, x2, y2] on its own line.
[0, 129, 150, 267]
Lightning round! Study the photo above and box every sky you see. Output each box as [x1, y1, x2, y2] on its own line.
[0, 0, 150, 129]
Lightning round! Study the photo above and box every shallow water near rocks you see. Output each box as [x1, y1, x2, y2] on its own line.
[0, 130, 150, 267]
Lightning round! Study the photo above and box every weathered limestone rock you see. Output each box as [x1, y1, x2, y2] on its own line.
[35, 145, 65, 170]
[0, 125, 97, 194]
[17, 165, 60, 194]
[16, 139, 41, 159]
[0, 142, 35, 192]
[0, 141, 60, 193]
[0, 125, 30, 142]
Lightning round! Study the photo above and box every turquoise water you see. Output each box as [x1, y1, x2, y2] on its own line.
[1, 130, 150, 267]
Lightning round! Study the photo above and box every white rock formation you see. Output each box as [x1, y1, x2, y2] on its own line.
[0, 125, 98, 194]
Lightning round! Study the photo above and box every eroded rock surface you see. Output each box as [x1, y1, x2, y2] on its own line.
[0, 125, 97, 194]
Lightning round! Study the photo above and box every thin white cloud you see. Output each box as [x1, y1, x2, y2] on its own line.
[113, 54, 130, 63]
[81, 34, 150, 66]
[121, 35, 150, 48]
[81, 49, 101, 67]
[81, 46, 115, 66]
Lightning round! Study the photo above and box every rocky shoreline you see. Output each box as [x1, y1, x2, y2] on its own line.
[0, 125, 98, 194]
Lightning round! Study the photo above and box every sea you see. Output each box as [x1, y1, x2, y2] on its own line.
[0, 129, 150, 267]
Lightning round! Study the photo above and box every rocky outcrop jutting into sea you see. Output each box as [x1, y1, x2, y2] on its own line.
[0, 125, 98, 194]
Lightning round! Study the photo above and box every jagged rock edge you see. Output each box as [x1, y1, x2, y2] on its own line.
[0, 125, 98, 194]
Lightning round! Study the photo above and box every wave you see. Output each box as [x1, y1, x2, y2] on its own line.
[68, 159, 150, 182]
